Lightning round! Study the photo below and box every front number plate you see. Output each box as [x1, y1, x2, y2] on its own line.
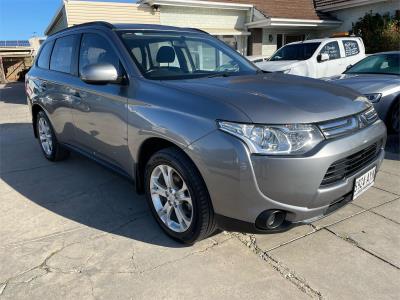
[353, 166, 376, 200]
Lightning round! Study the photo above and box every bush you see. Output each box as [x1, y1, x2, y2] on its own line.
[352, 12, 400, 53]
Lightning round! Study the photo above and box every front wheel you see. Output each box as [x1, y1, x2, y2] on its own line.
[144, 147, 216, 244]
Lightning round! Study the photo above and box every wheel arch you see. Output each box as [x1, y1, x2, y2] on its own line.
[135, 137, 204, 195]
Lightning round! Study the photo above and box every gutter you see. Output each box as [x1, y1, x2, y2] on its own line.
[246, 17, 342, 28]
[142, 0, 253, 10]
[44, 0, 66, 35]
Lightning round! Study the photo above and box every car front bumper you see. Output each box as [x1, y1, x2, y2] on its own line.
[186, 120, 387, 233]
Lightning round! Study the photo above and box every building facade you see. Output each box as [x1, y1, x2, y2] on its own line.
[45, 0, 399, 57]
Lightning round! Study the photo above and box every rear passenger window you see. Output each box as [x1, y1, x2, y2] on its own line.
[37, 41, 54, 69]
[79, 33, 120, 74]
[320, 41, 341, 60]
[343, 40, 360, 57]
[50, 35, 77, 74]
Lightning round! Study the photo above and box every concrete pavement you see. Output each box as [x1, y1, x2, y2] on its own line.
[1, 82, 399, 299]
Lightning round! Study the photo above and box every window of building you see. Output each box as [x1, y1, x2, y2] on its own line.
[50, 35, 77, 74]
[343, 40, 360, 57]
[37, 41, 54, 69]
[79, 33, 120, 75]
[320, 41, 341, 60]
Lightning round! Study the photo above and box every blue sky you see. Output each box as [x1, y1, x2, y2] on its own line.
[0, 0, 136, 40]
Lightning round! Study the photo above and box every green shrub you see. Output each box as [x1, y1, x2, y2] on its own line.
[352, 12, 400, 53]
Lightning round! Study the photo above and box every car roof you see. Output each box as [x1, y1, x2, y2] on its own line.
[50, 22, 207, 38]
[286, 36, 361, 46]
[369, 51, 400, 55]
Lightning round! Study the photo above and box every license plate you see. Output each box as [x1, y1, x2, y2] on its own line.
[353, 166, 376, 200]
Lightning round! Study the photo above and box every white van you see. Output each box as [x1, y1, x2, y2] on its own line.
[256, 37, 365, 78]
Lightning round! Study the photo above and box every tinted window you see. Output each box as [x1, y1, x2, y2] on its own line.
[79, 33, 119, 75]
[343, 40, 360, 57]
[320, 42, 341, 60]
[346, 54, 400, 75]
[37, 41, 53, 69]
[269, 43, 320, 61]
[50, 35, 77, 74]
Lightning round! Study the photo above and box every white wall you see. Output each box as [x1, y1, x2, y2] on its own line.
[330, 0, 399, 32]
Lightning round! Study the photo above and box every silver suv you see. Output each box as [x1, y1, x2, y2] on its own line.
[26, 22, 386, 244]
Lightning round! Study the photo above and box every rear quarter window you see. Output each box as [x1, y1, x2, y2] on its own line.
[50, 35, 78, 74]
[37, 41, 54, 69]
[342, 40, 360, 57]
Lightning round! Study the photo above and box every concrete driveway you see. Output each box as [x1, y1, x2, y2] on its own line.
[1, 82, 399, 299]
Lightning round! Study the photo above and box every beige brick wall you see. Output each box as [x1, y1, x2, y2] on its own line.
[66, 1, 160, 26]
[160, 6, 248, 30]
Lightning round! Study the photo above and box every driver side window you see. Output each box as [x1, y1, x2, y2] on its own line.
[79, 33, 120, 75]
[185, 40, 237, 72]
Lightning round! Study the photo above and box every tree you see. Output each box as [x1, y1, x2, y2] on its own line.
[352, 11, 400, 53]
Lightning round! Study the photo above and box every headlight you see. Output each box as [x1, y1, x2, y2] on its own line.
[364, 93, 382, 103]
[218, 121, 325, 155]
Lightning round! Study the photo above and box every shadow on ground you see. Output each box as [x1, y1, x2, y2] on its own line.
[0, 82, 26, 105]
[385, 134, 400, 161]
[1, 122, 190, 248]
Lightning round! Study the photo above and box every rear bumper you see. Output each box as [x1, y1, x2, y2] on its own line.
[187, 120, 386, 232]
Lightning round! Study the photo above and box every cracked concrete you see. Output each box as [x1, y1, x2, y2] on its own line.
[1, 82, 400, 299]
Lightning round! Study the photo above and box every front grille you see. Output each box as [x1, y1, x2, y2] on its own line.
[319, 107, 379, 139]
[321, 142, 380, 186]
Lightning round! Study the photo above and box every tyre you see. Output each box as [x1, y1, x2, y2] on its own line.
[388, 100, 399, 134]
[36, 110, 70, 161]
[144, 147, 216, 244]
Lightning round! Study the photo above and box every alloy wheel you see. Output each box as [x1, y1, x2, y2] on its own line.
[150, 164, 193, 233]
[38, 117, 53, 156]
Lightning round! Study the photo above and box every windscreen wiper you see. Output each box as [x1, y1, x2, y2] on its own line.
[207, 72, 231, 78]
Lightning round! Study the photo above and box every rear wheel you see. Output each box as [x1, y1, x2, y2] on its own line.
[144, 147, 216, 244]
[389, 100, 399, 134]
[36, 110, 69, 161]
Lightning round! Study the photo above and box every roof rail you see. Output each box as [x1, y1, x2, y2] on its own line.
[50, 21, 115, 36]
[182, 28, 210, 35]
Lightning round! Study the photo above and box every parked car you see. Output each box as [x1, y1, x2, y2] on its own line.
[26, 22, 386, 244]
[256, 37, 365, 78]
[325, 52, 400, 133]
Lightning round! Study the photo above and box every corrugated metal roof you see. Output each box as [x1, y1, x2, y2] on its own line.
[0, 40, 31, 47]
[314, 0, 352, 8]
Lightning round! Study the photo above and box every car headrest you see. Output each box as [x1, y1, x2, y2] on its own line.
[156, 46, 175, 64]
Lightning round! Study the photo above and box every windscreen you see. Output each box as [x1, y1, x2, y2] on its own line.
[269, 43, 321, 61]
[346, 54, 400, 75]
[118, 30, 258, 80]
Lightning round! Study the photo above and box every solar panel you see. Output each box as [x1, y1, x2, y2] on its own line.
[0, 40, 31, 47]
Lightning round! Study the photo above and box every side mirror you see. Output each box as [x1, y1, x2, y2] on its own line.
[317, 53, 330, 63]
[80, 63, 122, 84]
[346, 64, 353, 71]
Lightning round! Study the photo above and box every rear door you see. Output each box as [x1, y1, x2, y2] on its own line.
[71, 31, 130, 171]
[341, 39, 364, 69]
[36, 34, 80, 143]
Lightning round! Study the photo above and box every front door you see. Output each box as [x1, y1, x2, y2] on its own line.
[72, 32, 129, 170]
[316, 41, 343, 78]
